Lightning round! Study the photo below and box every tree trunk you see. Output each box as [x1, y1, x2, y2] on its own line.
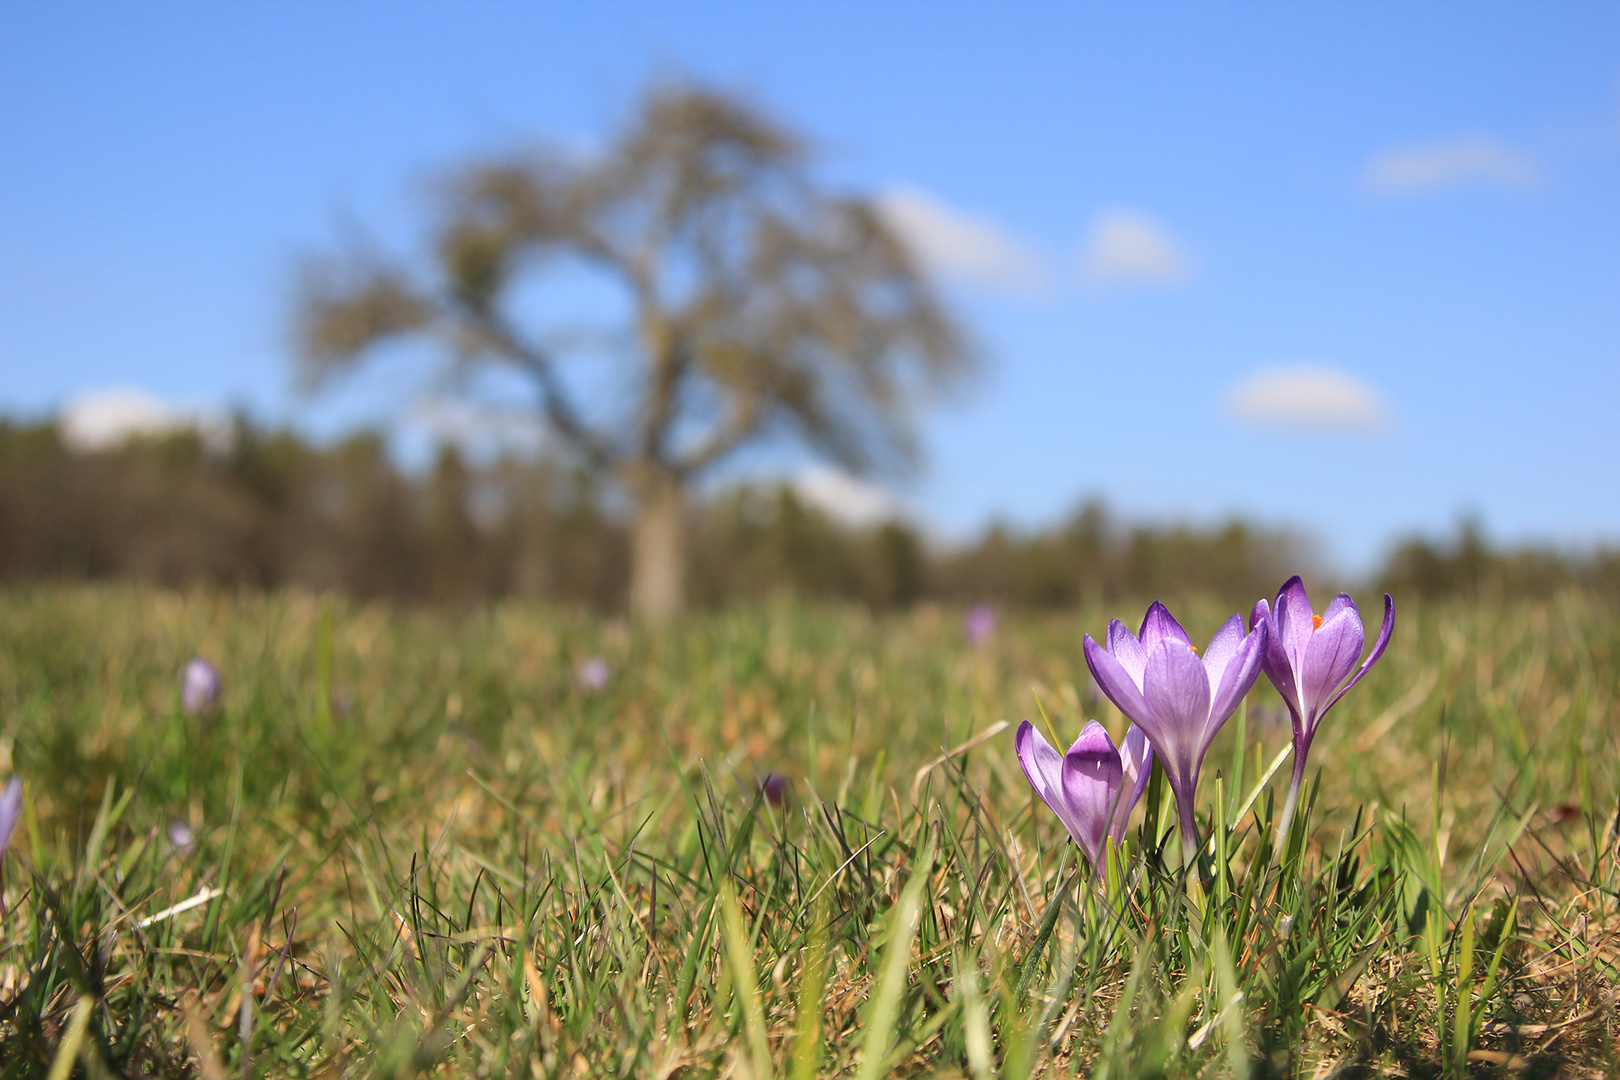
[629, 469, 686, 623]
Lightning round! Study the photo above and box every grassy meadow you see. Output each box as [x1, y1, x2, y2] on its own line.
[0, 584, 1617, 1077]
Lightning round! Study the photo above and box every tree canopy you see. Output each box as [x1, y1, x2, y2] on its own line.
[296, 85, 973, 618]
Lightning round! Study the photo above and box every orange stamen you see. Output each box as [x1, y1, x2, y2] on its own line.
[1312, 614, 1323, 631]
[1188, 644, 1199, 654]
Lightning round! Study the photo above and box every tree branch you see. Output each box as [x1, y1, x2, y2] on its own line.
[466, 306, 620, 468]
[675, 395, 760, 478]
[639, 333, 688, 465]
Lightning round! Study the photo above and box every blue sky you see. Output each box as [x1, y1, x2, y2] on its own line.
[2, 3, 1617, 571]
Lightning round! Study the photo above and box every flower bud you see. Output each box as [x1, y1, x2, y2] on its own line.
[757, 772, 789, 806]
[167, 819, 196, 856]
[181, 658, 223, 716]
[577, 656, 611, 691]
[963, 604, 998, 647]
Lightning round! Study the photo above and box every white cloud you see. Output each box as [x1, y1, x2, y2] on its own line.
[406, 397, 545, 457]
[1362, 134, 1538, 195]
[794, 465, 899, 529]
[876, 186, 1048, 293]
[1226, 366, 1390, 432]
[1079, 210, 1191, 286]
[58, 388, 233, 454]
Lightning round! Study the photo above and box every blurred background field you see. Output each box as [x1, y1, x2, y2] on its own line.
[3, 584, 1616, 821]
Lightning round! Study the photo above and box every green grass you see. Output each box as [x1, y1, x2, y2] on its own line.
[0, 584, 1617, 1077]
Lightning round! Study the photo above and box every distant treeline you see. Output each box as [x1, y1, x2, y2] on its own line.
[1, 419, 1614, 609]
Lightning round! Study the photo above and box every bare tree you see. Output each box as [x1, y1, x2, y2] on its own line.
[296, 84, 971, 621]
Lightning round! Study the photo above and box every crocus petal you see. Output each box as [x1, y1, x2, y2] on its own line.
[1318, 591, 1359, 626]
[1201, 614, 1246, 696]
[1119, 724, 1149, 789]
[1106, 619, 1149, 687]
[1144, 640, 1212, 725]
[1272, 576, 1316, 669]
[0, 777, 21, 857]
[1206, 619, 1268, 741]
[1112, 725, 1154, 842]
[1323, 593, 1395, 715]
[1059, 721, 1124, 866]
[1253, 609, 1302, 725]
[1015, 721, 1064, 811]
[1138, 602, 1193, 651]
[1141, 639, 1212, 786]
[1085, 633, 1154, 718]
[1248, 598, 1269, 635]
[1067, 720, 1120, 762]
[1300, 603, 1365, 723]
[1016, 720, 1087, 842]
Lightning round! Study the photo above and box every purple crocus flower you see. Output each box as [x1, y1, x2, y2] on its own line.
[963, 604, 998, 647]
[1250, 576, 1394, 846]
[180, 657, 223, 716]
[167, 819, 197, 857]
[577, 656, 611, 691]
[1083, 602, 1268, 866]
[0, 777, 22, 859]
[1014, 719, 1152, 873]
[757, 772, 790, 807]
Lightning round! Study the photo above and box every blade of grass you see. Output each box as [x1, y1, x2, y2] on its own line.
[719, 878, 772, 1080]
[45, 996, 95, 1080]
[954, 948, 994, 1080]
[856, 831, 937, 1080]
[789, 892, 830, 1080]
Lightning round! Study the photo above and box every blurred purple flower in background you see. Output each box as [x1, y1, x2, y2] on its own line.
[167, 819, 196, 857]
[180, 658, 223, 715]
[963, 604, 998, 647]
[757, 772, 789, 806]
[1250, 576, 1394, 847]
[1083, 602, 1268, 866]
[577, 656, 611, 691]
[1015, 720, 1152, 873]
[0, 777, 22, 859]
